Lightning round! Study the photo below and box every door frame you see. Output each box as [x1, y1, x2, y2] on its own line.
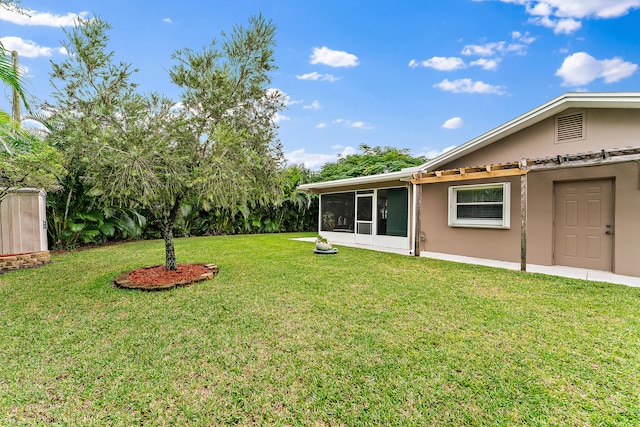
[355, 192, 374, 245]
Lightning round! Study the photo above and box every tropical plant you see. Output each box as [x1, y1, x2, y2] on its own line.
[322, 211, 335, 231]
[47, 178, 146, 250]
[273, 165, 315, 232]
[174, 165, 317, 236]
[0, 40, 28, 111]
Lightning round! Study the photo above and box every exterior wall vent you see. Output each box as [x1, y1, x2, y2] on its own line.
[555, 111, 586, 143]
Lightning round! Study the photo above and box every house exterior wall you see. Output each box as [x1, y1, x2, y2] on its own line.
[527, 162, 640, 276]
[420, 107, 640, 276]
[442, 108, 640, 169]
[420, 163, 640, 276]
[420, 176, 522, 262]
[299, 99, 640, 277]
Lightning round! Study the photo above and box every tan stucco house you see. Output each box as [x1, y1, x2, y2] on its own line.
[299, 92, 640, 278]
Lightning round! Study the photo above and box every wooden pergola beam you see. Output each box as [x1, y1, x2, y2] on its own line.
[409, 146, 640, 271]
[411, 168, 526, 184]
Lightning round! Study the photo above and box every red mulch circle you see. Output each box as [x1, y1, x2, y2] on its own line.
[114, 263, 219, 291]
[128, 264, 207, 285]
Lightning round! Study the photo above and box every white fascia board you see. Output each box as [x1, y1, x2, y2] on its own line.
[298, 170, 414, 192]
[418, 92, 640, 172]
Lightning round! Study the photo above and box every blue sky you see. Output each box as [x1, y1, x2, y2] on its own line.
[2, 0, 640, 169]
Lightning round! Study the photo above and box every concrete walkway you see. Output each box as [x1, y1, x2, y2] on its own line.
[420, 251, 640, 288]
[291, 237, 640, 287]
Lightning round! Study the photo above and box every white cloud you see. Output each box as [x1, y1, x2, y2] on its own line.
[458, 32, 535, 70]
[528, 15, 581, 34]
[333, 118, 373, 129]
[552, 18, 582, 34]
[470, 58, 500, 70]
[163, 18, 173, 24]
[462, 41, 507, 57]
[285, 146, 357, 169]
[0, 8, 90, 26]
[442, 117, 464, 129]
[409, 56, 466, 71]
[0, 36, 62, 58]
[420, 144, 458, 159]
[461, 36, 532, 57]
[340, 146, 357, 156]
[296, 71, 340, 82]
[527, 0, 640, 19]
[525, 1, 553, 16]
[303, 100, 321, 110]
[316, 122, 327, 128]
[273, 113, 291, 123]
[434, 78, 507, 95]
[18, 64, 30, 77]
[411, 32, 532, 73]
[310, 46, 359, 67]
[285, 149, 335, 169]
[556, 52, 638, 86]
[511, 30, 537, 44]
[499, 0, 640, 34]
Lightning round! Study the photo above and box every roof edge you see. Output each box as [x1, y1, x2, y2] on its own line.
[419, 91, 640, 172]
[298, 169, 414, 192]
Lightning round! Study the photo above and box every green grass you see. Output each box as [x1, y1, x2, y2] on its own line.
[1, 233, 639, 426]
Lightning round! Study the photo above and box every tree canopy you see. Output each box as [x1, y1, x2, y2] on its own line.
[312, 144, 427, 182]
[48, 15, 285, 270]
[0, 120, 65, 202]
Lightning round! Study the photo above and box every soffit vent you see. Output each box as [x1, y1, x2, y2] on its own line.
[555, 111, 585, 143]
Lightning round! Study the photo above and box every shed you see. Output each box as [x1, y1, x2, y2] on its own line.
[0, 188, 50, 271]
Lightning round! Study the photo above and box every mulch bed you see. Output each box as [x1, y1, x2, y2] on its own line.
[114, 263, 219, 291]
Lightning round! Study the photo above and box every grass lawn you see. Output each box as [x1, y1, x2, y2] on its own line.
[1, 233, 639, 426]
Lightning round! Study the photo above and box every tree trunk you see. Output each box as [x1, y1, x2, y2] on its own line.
[161, 199, 182, 271]
[162, 222, 177, 271]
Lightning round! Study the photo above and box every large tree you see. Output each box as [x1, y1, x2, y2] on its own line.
[313, 144, 427, 182]
[48, 16, 285, 270]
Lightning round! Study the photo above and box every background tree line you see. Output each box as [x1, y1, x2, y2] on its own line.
[1, 5, 426, 256]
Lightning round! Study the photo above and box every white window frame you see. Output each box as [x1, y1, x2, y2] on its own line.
[448, 182, 510, 229]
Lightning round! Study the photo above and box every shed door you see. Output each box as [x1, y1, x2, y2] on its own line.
[554, 179, 613, 271]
